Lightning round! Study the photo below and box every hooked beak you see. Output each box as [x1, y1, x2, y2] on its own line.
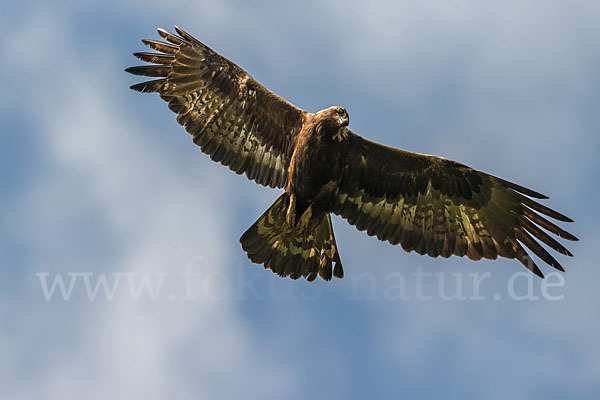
[339, 115, 349, 127]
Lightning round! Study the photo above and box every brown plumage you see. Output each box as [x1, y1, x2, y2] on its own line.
[126, 27, 578, 281]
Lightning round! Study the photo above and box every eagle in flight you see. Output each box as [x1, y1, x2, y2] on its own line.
[126, 27, 577, 282]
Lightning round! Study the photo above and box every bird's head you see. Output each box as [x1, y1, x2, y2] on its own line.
[319, 106, 349, 128]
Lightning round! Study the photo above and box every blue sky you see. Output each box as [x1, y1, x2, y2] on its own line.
[2, 1, 599, 399]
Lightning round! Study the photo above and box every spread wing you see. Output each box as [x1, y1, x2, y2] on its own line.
[333, 130, 578, 277]
[126, 27, 307, 188]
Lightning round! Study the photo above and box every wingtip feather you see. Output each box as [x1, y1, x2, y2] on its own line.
[494, 176, 549, 199]
[129, 79, 165, 93]
[174, 26, 202, 44]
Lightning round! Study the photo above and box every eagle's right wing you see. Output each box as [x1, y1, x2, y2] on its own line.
[126, 27, 308, 188]
[333, 129, 578, 277]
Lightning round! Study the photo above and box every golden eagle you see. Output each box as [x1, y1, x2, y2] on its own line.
[126, 27, 577, 281]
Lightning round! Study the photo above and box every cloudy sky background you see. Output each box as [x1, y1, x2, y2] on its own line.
[2, 1, 599, 399]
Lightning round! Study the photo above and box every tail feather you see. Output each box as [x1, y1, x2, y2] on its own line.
[240, 193, 344, 281]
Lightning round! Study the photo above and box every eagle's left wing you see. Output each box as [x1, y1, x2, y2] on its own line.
[332, 129, 578, 277]
[126, 27, 308, 188]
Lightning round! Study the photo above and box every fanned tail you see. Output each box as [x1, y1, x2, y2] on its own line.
[240, 193, 344, 281]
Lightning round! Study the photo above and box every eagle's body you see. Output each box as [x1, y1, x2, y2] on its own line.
[288, 107, 348, 215]
[127, 27, 578, 281]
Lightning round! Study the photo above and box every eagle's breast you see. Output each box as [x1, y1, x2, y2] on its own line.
[287, 116, 344, 212]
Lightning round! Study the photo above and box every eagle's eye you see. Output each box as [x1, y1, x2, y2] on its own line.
[336, 108, 345, 115]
